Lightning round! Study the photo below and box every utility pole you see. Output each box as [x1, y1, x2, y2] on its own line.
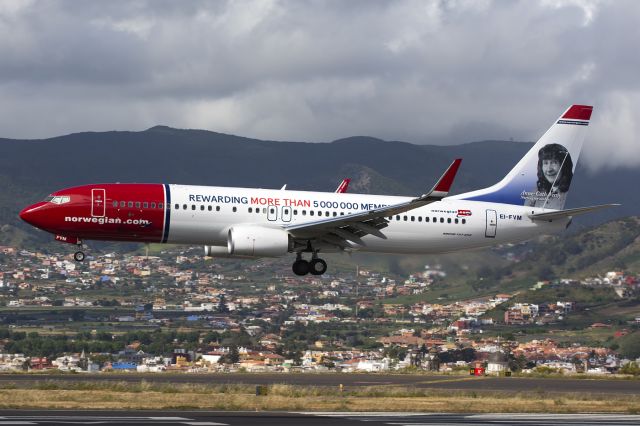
[355, 265, 359, 320]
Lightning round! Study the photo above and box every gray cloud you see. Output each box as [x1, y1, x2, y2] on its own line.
[0, 0, 638, 170]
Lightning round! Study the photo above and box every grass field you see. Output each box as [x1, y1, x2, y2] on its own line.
[0, 380, 638, 413]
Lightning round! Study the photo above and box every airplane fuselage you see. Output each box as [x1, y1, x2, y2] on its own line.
[21, 183, 568, 255]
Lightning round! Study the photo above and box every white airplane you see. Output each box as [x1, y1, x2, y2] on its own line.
[20, 105, 617, 275]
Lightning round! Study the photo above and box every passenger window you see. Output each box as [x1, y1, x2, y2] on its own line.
[418, 216, 422, 222]
[200, 205, 205, 211]
[112, 201, 118, 208]
[175, 204, 179, 210]
[411, 216, 415, 222]
[216, 206, 220, 212]
[248, 207, 253, 213]
[340, 212, 344, 216]
[208, 205, 212, 211]
[440, 217, 444, 223]
[151, 202, 156, 209]
[425, 217, 430, 222]
[191, 205, 196, 211]
[135, 202, 141, 208]
[310, 211, 314, 216]
[325, 211, 330, 217]
[143, 202, 148, 209]
[256, 209, 260, 214]
[270, 208, 274, 214]
[128, 201, 133, 208]
[158, 203, 163, 209]
[396, 215, 400, 221]
[294, 210, 298, 215]
[403, 216, 407, 221]
[447, 218, 451, 224]
[183, 204, 187, 210]
[433, 217, 436, 222]
[455, 218, 459, 224]
[120, 201, 126, 208]
[302, 210, 307, 216]
[233, 206, 237, 212]
[333, 212, 337, 217]
[462, 219, 466, 224]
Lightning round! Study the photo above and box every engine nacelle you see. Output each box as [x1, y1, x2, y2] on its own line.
[203, 245, 258, 259]
[227, 225, 291, 257]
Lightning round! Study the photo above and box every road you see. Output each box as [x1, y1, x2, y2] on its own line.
[0, 411, 638, 426]
[0, 373, 638, 395]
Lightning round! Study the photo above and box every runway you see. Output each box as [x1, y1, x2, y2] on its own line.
[0, 411, 638, 426]
[0, 373, 638, 395]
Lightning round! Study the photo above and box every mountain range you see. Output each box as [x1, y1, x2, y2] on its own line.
[0, 126, 637, 244]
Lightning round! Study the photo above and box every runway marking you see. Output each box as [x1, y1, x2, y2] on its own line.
[299, 412, 640, 425]
[181, 423, 228, 425]
[0, 422, 37, 425]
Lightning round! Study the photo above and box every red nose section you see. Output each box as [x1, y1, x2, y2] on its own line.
[19, 202, 47, 228]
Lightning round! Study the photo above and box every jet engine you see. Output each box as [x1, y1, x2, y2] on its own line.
[203, 245, 257, 259]
[227, 225, 291, 257]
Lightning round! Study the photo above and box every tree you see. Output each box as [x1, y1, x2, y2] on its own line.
[217, 294, 229, 314]
[228, 345, 240, 364]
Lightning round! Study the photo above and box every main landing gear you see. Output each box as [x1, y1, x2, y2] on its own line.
[292, 252, 327, 276]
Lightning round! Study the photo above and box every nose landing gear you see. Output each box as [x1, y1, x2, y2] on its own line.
[73, 251, 86, 262]
[292, 252, 327, 276]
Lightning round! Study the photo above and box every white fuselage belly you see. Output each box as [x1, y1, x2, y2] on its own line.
[165, 184, 567, 255]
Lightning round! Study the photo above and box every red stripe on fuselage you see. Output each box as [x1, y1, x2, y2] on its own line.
[26, 184, 166, 243]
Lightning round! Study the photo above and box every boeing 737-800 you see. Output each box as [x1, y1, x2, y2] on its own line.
[19, 105, 617, 276]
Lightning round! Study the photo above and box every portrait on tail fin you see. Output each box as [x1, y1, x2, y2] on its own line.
[523, 143, 573, 209]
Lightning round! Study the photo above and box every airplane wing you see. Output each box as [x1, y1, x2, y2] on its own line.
[335, 178, 351, 193]
[528, 204, 620, 221]
[284, 159, 462, 248]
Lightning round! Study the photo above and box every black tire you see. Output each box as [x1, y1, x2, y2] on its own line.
[74, 251, 85, 262]
[309, 258, 327, 275]
[292, 259, 310, 276]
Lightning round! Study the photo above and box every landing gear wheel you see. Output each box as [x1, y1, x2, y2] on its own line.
[292, 259, 310, 276]
[309, 258, 327, 275]
[73, 251, 85, 262]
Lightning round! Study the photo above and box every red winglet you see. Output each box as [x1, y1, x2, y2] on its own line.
[562, 105, 593, 121]
[433, 159, 462, 193]
[335, 178, 351, 193]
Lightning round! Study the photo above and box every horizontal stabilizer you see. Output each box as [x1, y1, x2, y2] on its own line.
[528, 204, 620, 221]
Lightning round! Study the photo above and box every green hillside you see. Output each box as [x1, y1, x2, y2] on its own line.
[379, 216, 640, 304]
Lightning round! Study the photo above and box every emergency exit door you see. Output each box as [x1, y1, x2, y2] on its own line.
[485, 209, 497, 238]
[91, 188, 106, 217]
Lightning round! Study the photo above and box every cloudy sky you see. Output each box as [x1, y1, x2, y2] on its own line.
[0, 0, 638, 169]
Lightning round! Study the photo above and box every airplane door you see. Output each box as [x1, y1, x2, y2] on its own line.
[485, 209, 497, 238]
[281, 206, 292, 222]
[267, 205, 278, 221]
[91, 189, 106, 217]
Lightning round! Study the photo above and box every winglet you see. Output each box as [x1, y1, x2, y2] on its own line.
[335, 178, 351, 193]
[422, 159, 462, 199]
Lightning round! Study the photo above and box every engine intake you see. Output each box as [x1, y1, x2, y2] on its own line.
[227, 225, 291, 257]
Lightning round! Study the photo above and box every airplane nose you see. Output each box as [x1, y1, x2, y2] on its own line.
[19, 203, 46, 227]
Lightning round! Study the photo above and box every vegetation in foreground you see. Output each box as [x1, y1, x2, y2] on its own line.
[0, 380, 638, 413]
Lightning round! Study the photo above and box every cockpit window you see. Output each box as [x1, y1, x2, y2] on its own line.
[44, 195, 54, 202]
[49, 196, 71, 205]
